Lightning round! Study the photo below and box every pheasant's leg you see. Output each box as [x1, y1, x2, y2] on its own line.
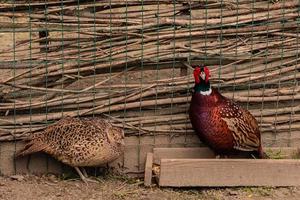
[215, 154, 228, 159]
[75, 167, 87, 182]
[74, 167, 98, 184]
[82, 167, 88, 177]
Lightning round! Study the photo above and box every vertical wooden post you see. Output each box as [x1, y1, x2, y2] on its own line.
[144, 152, 153, 186]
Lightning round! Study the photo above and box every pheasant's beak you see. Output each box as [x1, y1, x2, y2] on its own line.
[200, 72, 206, 80]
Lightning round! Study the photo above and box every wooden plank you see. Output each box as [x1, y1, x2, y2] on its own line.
[159, 159, 300, 187]
[139, 136, 155, 173]
[28, 153, 48, 175]
[153, 147, 215, 164]
[47, 157, 63, 175]
[15, 156, 29, 174]
[153, 147, 300, 164]
[144, 152, 153, 186]
[0, 142, 16, 175]
[123, 136, 140, 176]
[15, 141, 30, 174]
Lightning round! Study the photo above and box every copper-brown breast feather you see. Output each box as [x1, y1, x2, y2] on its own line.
[219, 100, 261, 152]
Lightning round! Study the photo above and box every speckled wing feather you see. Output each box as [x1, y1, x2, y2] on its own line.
[218, 100, 260, 152]
[17, 116, 125, 182]
[40, 118, 104, 163]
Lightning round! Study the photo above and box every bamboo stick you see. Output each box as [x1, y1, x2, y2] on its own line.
[0, 0, 299, 142]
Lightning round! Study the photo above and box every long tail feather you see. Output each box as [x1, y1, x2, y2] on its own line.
[15, 140, 45, 157]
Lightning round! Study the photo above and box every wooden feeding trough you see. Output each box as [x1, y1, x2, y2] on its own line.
[144, 147, 300, 187]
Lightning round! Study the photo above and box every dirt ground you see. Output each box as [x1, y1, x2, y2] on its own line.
[0, 174, 299, 200]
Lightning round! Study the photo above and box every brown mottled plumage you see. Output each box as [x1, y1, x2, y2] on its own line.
[189, 66, 266, 158]
[16, 117, 125, 182]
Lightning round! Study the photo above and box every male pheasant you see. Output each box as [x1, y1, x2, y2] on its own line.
[189, 66, 266, 158]
[16, 116, 125, 182]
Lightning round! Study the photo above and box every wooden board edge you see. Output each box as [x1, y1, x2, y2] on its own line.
[160, 158, 300, 163]
[153, 147, 215, 164]
[144, 152, 153, 186]
[153, 147, 300, 160]
[158, 158, 300, 187]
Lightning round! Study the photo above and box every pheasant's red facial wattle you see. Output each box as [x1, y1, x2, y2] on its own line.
[203, 66, 210, 83]
[193, 66, 210, 84]
[193, 67, 201, 84]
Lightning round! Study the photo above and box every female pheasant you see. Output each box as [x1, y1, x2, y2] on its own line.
[189, 66, 266, 158]
[16, 116, 125, 183]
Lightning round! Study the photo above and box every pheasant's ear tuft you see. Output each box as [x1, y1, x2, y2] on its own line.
[193, 67, 201, 84]
[203, 66, 210, 83]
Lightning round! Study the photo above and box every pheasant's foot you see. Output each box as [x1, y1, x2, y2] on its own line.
[250, 154, 258, 159]
[215, 155, 228, 159]
[82, 177, 98, 184]
[82, 167, 88, 177]
[74, 167, 98, 184]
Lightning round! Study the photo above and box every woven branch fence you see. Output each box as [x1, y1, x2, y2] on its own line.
[0, 0, 299, 148]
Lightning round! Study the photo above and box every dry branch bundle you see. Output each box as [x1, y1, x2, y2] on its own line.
[0, 0, 299, 145]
